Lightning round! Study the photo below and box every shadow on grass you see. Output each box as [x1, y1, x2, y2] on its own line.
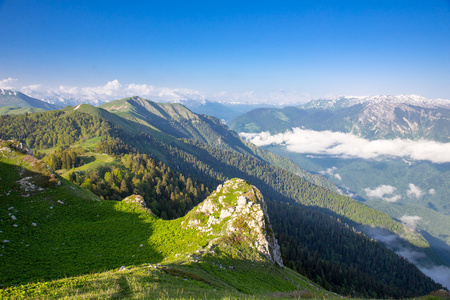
[0, 160, 164, 287]
[81, 155, 96, 165]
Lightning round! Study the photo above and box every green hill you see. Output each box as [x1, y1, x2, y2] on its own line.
[0, 142, 332, 298]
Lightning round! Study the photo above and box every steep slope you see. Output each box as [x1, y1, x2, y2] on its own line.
[100, 97, 338, 191]
[0, 107, 444, 297]
[229, 95, 450, 142]
[0, 145, 331, 298]
[0, 89, 60, 112]
[100, 96, 262, 154]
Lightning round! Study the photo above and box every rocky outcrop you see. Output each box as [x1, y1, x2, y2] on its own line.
[7, 140, 33, 155]
[122, 195, 155, 216]
[183, 178, 283, 267]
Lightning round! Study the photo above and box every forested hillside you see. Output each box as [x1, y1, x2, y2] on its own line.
[0, 104, 443, 298]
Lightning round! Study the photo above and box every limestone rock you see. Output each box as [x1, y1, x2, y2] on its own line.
[183, 178, 283, 267]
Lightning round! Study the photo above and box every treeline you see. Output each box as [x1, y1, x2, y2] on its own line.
[69, 153, 210, 220]
[41, 146, 85, 170]
[0, 110, 121, 149]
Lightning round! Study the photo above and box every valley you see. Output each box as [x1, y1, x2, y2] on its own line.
[230, 95, 450, 289]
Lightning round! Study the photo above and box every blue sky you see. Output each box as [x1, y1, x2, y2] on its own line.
[1, 0, 450, 103]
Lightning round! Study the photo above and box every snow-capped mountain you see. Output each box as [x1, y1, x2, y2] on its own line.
[300, 95, 450, 110]
[0, 89, 61, 110]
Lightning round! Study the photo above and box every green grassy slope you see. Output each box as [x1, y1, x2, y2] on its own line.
[0, 142, 331, 298]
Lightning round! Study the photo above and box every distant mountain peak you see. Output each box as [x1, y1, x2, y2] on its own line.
[0, 89, 60, 112]
[125, 95, 146, 102]
[1, 89, 17, 96]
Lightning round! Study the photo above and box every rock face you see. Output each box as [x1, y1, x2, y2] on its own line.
[183, 178, 283, 267]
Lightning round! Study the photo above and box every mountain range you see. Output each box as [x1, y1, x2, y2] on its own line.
[10, 89, 273, 122]
[0, 91, 448, 297]
[230, 95, 450, 142]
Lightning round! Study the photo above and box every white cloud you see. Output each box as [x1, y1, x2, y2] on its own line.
[428, 188, 436, 195]
[20, 84, 43, 95]
[15, 79, 207, 105]
[383, 195, 402, 203]
[0, 77, 17, 89]
[400, 215, 422, 230]
[319, 167, 337, 176]
[407, 183, 425, 199]
[240, 128, 450, 164]
[3, 77, 312, 106]
[419, 265, 450, 289]
[210, 89, 311, 105]
[319, 167, 342, 181]
[363, 185, 401, 202]
[363, 185, 396, 198]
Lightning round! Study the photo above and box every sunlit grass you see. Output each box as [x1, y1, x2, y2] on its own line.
[0, 145, 336, 299]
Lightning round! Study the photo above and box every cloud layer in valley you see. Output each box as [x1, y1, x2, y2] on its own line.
[400, 215, 423, 230]
[364, 227, 450, 289]
[407, 183, 425, 199]
[319, 167, 342, 180]
[241, 128, 450, 164]
[363, 185, 401, 202]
